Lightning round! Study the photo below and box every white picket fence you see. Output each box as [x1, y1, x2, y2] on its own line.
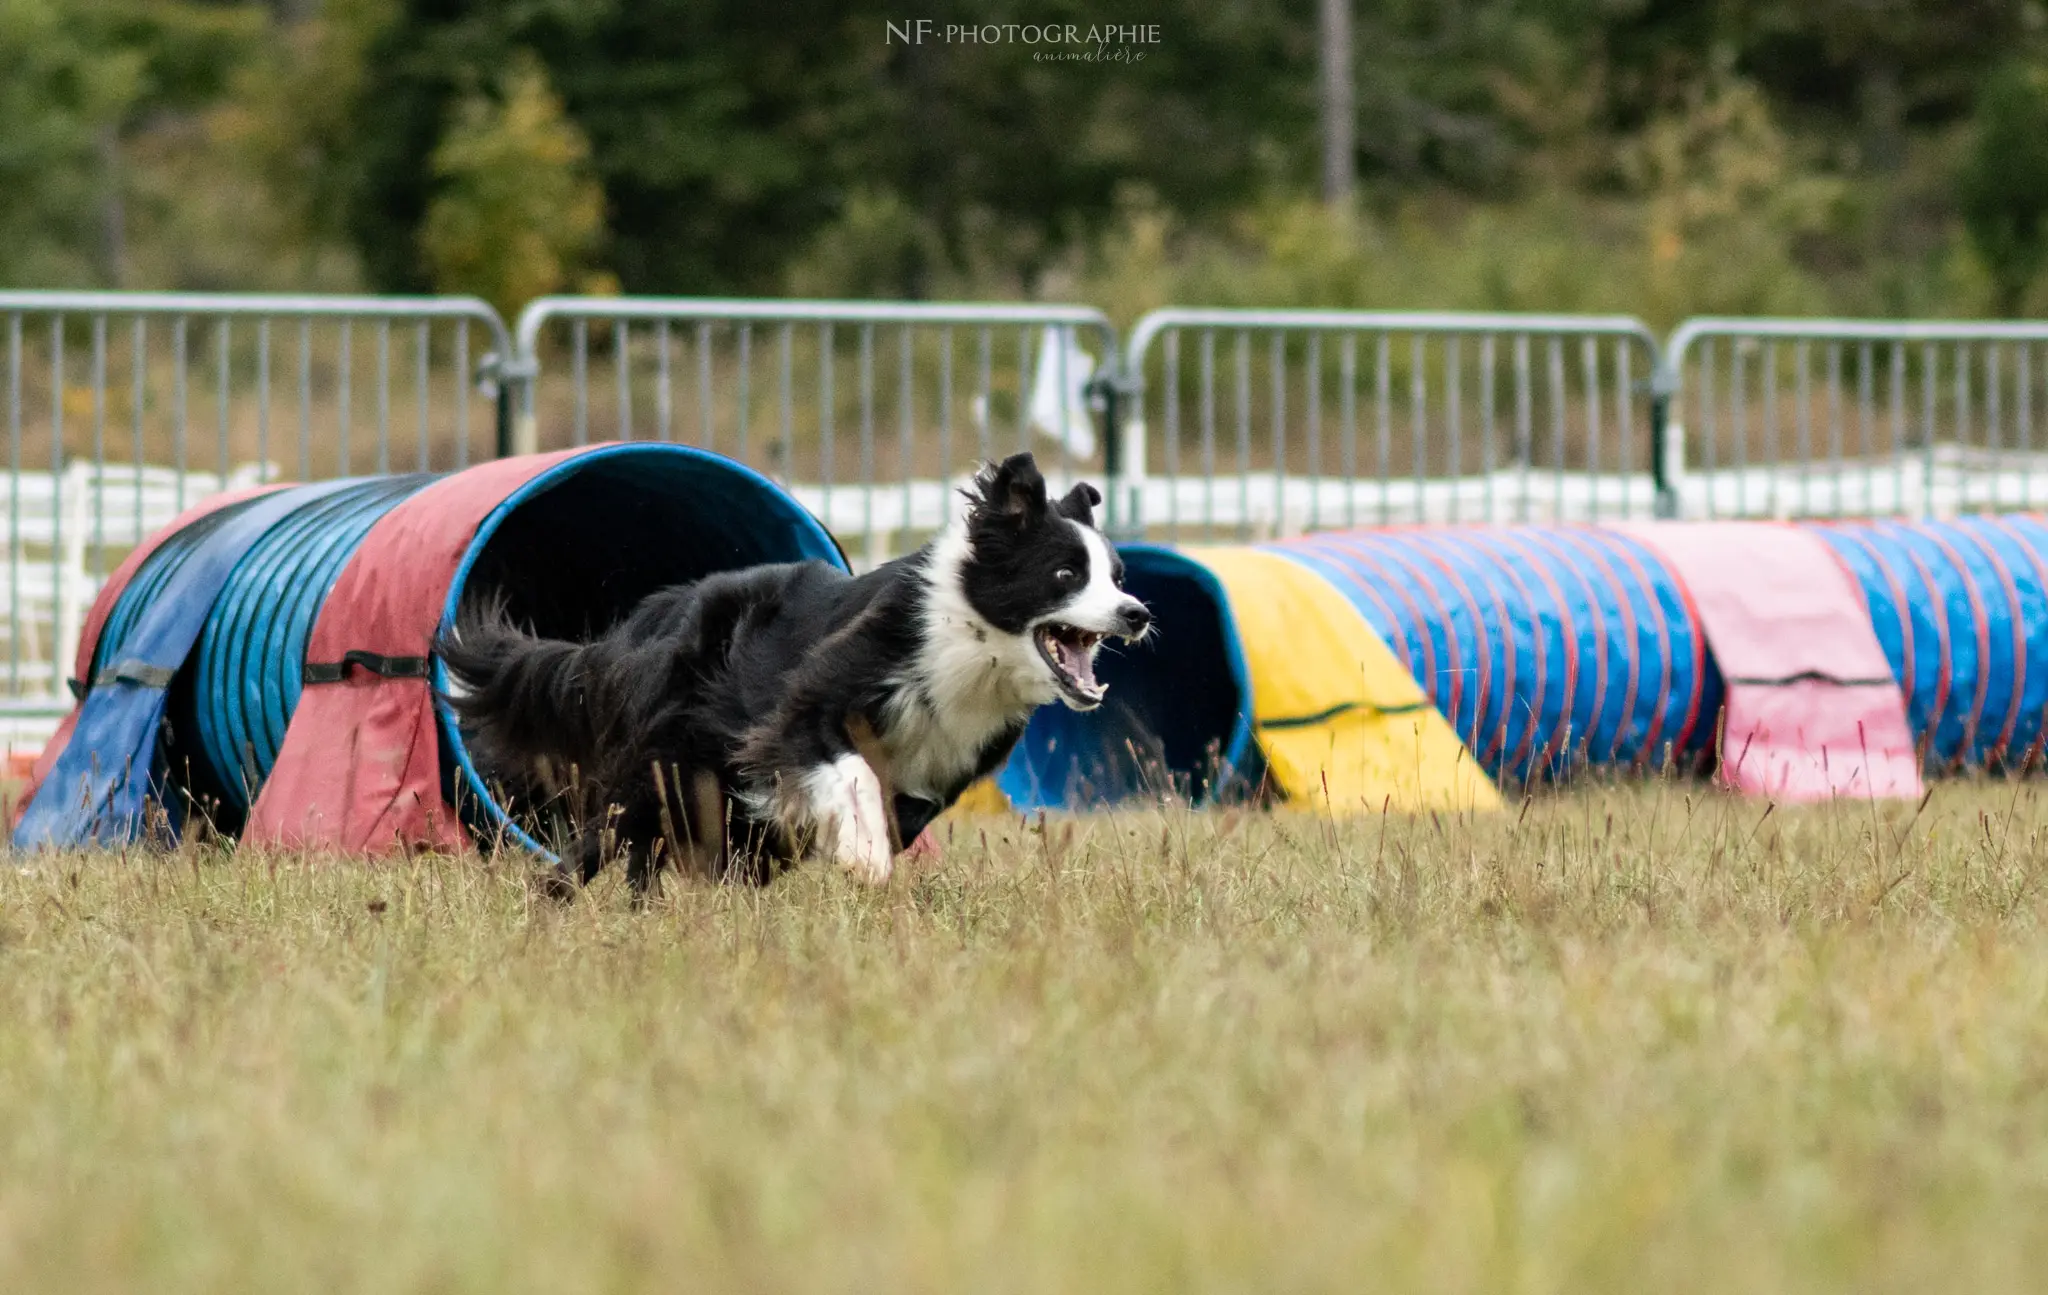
[0, 462, 275, 760]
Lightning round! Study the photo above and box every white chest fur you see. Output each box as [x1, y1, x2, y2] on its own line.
[878, 527, 1052, 802]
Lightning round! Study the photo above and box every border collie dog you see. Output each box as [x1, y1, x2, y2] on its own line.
[436, 452, 1150, 890]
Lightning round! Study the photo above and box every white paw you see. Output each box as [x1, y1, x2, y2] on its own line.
[801, 754, 894, 885]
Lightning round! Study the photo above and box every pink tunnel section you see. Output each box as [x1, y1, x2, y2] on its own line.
[1611, 522, 1922, 803]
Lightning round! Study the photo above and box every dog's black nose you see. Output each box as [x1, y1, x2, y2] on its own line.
[1119, 604, 1152, 637]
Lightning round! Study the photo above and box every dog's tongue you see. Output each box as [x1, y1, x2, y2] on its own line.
[1064, 640, 1099, 690]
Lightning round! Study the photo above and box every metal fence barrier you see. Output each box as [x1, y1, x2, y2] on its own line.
[16, 289, 2048, 756]
[507, 297, 1121, 565]
[0, 291, 512, 733]
[1118, 309, 1664, 540]
[1661, 317, 2048, 520]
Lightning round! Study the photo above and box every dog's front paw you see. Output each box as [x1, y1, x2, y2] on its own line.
[805, 754, 895, 886]
[834, 833, 894, 886]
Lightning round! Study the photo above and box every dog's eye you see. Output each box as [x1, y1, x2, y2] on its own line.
[1055, 567, 1078, 584]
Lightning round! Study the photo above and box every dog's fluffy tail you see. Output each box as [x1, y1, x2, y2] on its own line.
[435, 599, 606, 776]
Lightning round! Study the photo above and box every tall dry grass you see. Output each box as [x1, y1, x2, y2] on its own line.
[3, 783, 2048, 1290]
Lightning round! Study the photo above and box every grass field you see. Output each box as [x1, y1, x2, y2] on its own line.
[4, 782, 2048, 1291]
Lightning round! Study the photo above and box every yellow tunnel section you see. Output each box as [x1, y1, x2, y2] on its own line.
[990, 542, 1498, 816]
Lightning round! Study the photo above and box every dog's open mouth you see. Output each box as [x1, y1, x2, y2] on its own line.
[1034, 623, 1107, 709]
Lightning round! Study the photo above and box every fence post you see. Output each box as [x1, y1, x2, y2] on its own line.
[488, 352, 539, 458]
[1649, 351, 1680, 519]
[493, 367, 515, 459]
[1095, 348, 1143, 539]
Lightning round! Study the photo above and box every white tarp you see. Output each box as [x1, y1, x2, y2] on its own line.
[1026, 324, 1097, 459]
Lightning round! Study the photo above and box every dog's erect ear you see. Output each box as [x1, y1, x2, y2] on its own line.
[973, 452, 1047, 523]
[1054, 481, 1102, 526]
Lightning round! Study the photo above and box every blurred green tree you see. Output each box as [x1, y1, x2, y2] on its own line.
[0, 0, 139, 284]
[344, 0, 1312, 296]
[219, 0, 395, 282]
[1960, 60, 2048, 315]
[346, 1, 883, 295]
[417, 53, 608, 321]
[4, 0, 2043, 318]
[0, 0, 261, 286]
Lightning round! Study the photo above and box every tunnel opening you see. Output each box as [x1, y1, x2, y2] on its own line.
[1000, 544, 1267, 810]
[434, 444, 846, 855]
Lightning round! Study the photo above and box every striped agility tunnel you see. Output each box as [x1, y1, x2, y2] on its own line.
[13, 444, 844, 853]
[24, 444, 2048, 850]
[1003, 516, 2048, 814]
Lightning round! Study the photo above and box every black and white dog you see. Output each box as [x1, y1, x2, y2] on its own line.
[436, 452, 1150, 889]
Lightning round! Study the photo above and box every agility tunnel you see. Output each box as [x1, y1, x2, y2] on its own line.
[1001, 525, 1724, 812]
[13, 444, 843, 852]
[1005, 516, 2048, 814]
[25, 453, 2048, 849]
[1000, 542, 1504, 814]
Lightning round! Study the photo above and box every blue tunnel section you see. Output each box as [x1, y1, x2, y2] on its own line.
[187, 476, 436, 811]
[1815, 516, 2048, 769]
[1271, 528, 1722, 783]
[88, 476, 435, 828]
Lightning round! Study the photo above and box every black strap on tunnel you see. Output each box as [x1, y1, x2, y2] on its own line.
[91, 659, 178, 690]
[1723, 671, 1898, 688]
[1257, 698, 1434, 731]
[302, 651, 432, 685]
